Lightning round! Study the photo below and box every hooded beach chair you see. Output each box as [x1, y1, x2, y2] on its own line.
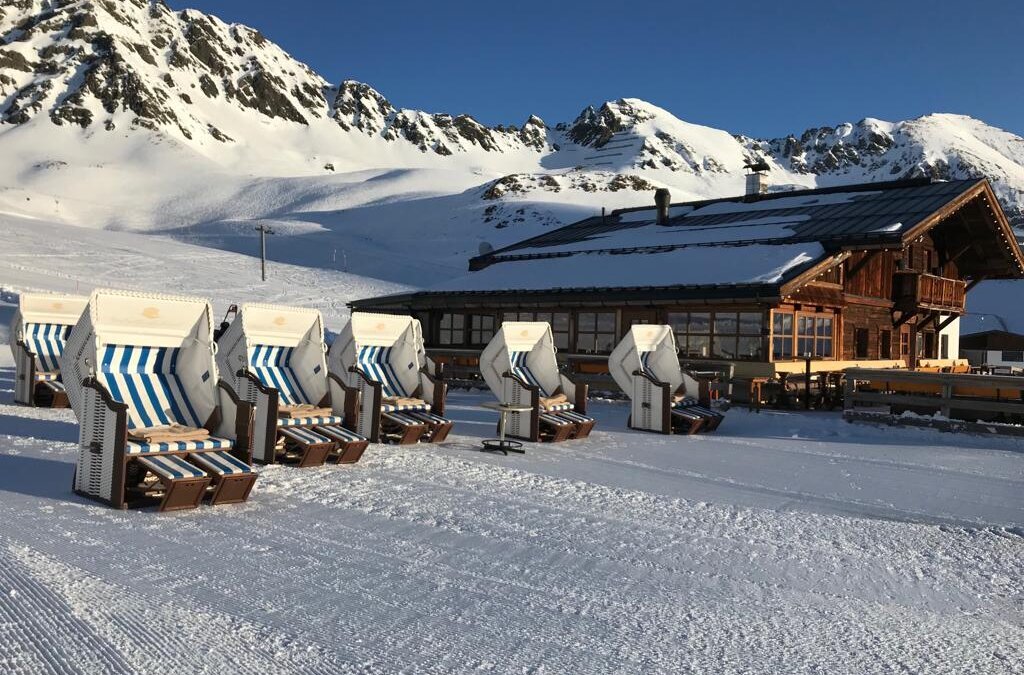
[479, 322, 595, 442]
[217, 303, 368, 466]
[63, 290, 257, 512]
[608, 324, 723, 435]
[9, 293, 88, 407]
[329, 312, 452, 445]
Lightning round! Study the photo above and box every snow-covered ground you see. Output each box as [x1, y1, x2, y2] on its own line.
[1, 214, 1023, 673]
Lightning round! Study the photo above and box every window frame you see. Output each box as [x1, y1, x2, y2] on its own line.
[770, 308, 836, 362]
[575, 311, 617, 354]
[438, 313, 466, 346]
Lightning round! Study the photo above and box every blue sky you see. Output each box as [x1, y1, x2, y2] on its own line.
[182, 0, 1024, 138]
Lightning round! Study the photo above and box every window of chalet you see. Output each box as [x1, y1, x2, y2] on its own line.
[667, 311, 710, 359]
[900, 328, 910, 357]
[438, 313, 465, 345]
[575, 312, 616, 354]
[502, 311, 570, 350]
[854, 328, 870, 359]
[1002, 350, 1024, 363]
[713, 312, 764, 360]
[880, 330, 892, 360]
[469, 314, 495, 345]
[940, 334, 950, 360]
[772, 310, 834, 360]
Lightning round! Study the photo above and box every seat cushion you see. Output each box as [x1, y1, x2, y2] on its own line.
[401, 410, 450, 426]
[540, 402, 574, 413]
[539, 412, 574, 427]
[280, 427, 333, 446]
[137, 454, 208, 480]
[380, 402, 430, 413]
[554, 410, 593, 424]
[382, 411, 429, 427]
[190, 450, 253, 476]
[277, 414, 345, 427]
[126, 436, 233, 455]
[313, 425, 366, 444]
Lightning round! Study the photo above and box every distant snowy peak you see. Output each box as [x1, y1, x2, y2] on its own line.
[332, 80, 550, 155]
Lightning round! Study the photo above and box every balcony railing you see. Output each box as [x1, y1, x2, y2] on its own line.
[893, 271, 966, 312]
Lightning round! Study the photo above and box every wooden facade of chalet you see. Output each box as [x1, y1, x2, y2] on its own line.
[352, 178, 1024, 380]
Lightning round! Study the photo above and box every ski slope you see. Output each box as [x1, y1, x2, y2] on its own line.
[1, 215, 1023, 673]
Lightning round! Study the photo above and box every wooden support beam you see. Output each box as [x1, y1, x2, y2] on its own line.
[937, 314, 959, 332]
[893, 311, 916, 329]
[965, 276, 986, 293]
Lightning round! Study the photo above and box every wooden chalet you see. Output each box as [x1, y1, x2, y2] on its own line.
[351, 178, 1024, 381]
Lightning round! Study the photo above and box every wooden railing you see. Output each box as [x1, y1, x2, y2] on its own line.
[893, 271, 966, 312]
[844, 368, 1024, 435]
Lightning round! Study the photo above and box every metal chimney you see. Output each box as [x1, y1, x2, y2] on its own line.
[654, 188, 671, 225]
[744, 159, 770, 199]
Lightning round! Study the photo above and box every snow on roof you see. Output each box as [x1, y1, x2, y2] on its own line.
[432, 243, 823, 293]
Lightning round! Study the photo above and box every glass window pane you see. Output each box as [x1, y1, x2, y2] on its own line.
[578, 313, 595, 332]
[739, 313, 762, 335]
[737, 336, 763, 360]
[453, 314, 464, 329]
[817, 338, 833, 358]
[552, 313, 569, 331]
[576, 333, 595, 353]
[535, 312, 552, 325]
[714, 313, 738, 335]
[772, 336, 793, 360]
[597, 313, 615, 332]
[554, 332, 569, 350]
[712, 336, 737, 359]
[441, 314, 452, 329]
[667, 312, 687, 333]
[689, 313, 710, 334]
[686, 335, 709, 358]
[817, 317, 832, 337]
[797, 337, 814, 356]
[595, 333, 615, 353]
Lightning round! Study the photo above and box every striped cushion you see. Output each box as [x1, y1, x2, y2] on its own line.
[509, 351, 550, 396]
[555, 410, 593, 424]
[190, 450, 253, 476]
[314, 425, 366, 443]
[540, 402, 574, 412]
[34, 371, 60, 382]
[24, 323, 71, 373]
[357, 345, 412, 398]
[638, 350, 654, 375]
[277, 415, 345, 427]
[137, 454, 207, 480]
[380, 402, 430, 413]
[126, 436, 233, 455]
[382, 411, 428, 427]
[539, 412, 573, 427]
[249, 345, 312, 406]
[401, 410, 450, 426]
[97, 345, 203, 430]
[280, 427, 333, 446]
[671, 397, 699, 408]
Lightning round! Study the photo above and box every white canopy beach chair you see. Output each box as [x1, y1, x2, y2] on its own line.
[479, 322, 595, 442]
[217, 303, 368, 466]
[9, 293, 88, 407]
[63, 289, 257, 512]
[329, 312, 452, 445]
[608, 325, 724, 435]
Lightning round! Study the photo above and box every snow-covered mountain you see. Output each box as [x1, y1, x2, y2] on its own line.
[0, 0, 1022, 289]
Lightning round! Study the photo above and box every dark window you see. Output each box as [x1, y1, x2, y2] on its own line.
[923, 332, 935, 359]
[1002, 350, 1024, 363]
[576, 312, 616, 354]
[854, 328, 870, 359]
[880, 330, 892, 360]
[469, 314, 494, 345]
[900, 330, 910, 357]
[940, 334, 950, 360]
[439, 314, 465, 345]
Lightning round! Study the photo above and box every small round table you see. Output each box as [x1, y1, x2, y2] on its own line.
[480, 402, 532, 454]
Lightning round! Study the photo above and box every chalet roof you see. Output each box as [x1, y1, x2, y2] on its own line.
[352, 177, 1024, 311]
[960, 330, 1024, 351]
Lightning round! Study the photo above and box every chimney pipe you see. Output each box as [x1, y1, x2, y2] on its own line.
[743, 159, 770, 200]
[655, 188, 671, 225]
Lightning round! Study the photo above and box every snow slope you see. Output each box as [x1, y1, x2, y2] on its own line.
[1, 214, 1023, 672]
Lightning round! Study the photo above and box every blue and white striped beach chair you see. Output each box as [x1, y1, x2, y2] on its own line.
[9, 293, 87, 407]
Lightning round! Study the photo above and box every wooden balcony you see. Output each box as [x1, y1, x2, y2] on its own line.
[893, 271, 966, 313]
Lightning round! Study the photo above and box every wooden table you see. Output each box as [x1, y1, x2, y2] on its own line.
[479, 402, 532, 454]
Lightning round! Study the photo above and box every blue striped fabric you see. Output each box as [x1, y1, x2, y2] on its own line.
[97, 345, 202, 430]
[137, 454, 207, 480]
[402, 410, 450, 426]
[380, 402, 429, 413]
[277, 415, 345, 427]
[249, 344, 311, 406]
[356, 345, 410, 397]
[671, 397, 699, 408]
[280, 427, 332, 446]
[509, 351, 550, 396]
[126, 436, 233, 455]
[382, 411, 428, 427]
[24, 323, 71, 374]
[190, 450, 253, 476]
[313, 425, 366, 443]
[556, 410, 594, 424]
[539, 412, 573, 427]
[638, 351, 653, 375]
